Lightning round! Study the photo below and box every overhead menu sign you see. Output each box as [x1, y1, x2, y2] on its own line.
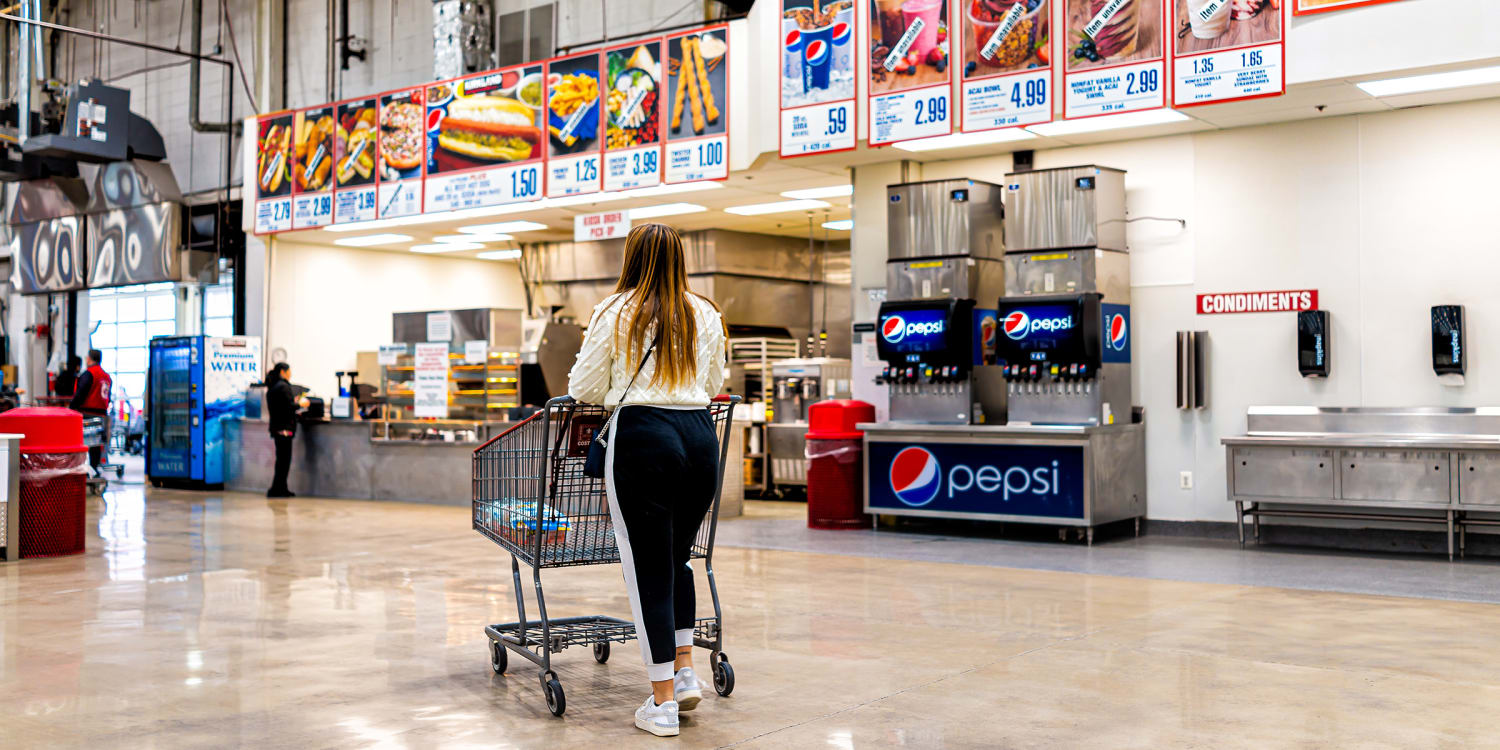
[376, 87, 425, 219]
[332, 97, 379, 223]
[865, 0, 953, 146]
[603, 40, 666, 191]
[252, 111, 294, 233]
[1293, 0, 1406, 15]
[664, 26, 730, 182]
[547, 53, 605, 197]
[959, 0, 1054, 133]
[425, 66, 546, 213]
[290, 105, 335, 228]
[779, 0, 856, 157]
[1062, 0, 1167, 119]
[1171, 0, 1284, 107]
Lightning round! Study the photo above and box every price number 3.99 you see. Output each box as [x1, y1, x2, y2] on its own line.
[631, 150, 658, 176]
[912, 96, 948, 126]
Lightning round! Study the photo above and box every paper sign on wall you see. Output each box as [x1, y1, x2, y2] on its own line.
[427, 312, 453, 342]
[413, 342, 450, 418]
[378, 343, 407, 365]
[465, 340, 489, 364]
[575, 210, 631, 242]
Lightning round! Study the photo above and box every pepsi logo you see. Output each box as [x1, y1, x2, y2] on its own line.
[1108, 313, 1127, 351]
[804, 39, 829, 64]
[882, 315, 906, 343]
[889, 447, 941, 507]
[832, 22, 851, 43]
[784, 29, 802, 50]
[1003, 311, 1030, 340]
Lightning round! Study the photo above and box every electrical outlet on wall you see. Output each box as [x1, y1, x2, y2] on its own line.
[1179, 471, 1194, 490]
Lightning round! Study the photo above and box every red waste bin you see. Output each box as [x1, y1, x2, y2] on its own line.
[806, 399, 876, 530]
[0, 407, 88, 558]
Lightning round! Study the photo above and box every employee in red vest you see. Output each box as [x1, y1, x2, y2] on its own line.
[69, 348, 112, 469]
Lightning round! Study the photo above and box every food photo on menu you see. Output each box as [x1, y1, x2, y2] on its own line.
[1174, 0, 1279, 53]
[1065, 0, 1162, 71]
[781, 0, 856, 107]
[335, 99, 377, 188]
[292, 107, 335, 193]
[667, 30, 727, 137]
[254, 113, 293, 198]
[378, 88, 425, 181]
[429, 67, 546, 172]
[548, 56, 603, 157]
[869, 0, 950, 94]
[606, 43, 663, 149]
[962, 0, 1050, 78]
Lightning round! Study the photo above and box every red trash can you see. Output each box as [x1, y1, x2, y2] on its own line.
[0, 407, 88, 558]
[806, 399, 876, 530]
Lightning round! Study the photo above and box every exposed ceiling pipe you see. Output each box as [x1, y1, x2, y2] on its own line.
[17, 0, 30, 141]
[189, 0, 231, 133]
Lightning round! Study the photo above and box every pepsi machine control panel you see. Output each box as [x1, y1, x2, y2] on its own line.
[996, 293, 1132, 425]
[875, 299, 976, 385]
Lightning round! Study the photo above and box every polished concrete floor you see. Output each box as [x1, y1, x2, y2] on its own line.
[5, 487, 1500, 749]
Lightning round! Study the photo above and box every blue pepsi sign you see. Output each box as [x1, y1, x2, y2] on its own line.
[1000, 304, 1076, 349]
[1101, 303, 1130, 363]
[868, 440, 1086, 519]
[879, 307, 948, 355]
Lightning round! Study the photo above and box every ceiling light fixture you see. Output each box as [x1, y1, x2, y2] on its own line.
[629, 203, 707, 219]
[1356, 65, 1500, 97]
[457, 220, 549, 234]
[892, 128, 1036, 152]
[821, 220, 853, 231]
[411, 243, 481, 253]
[1026, 109, 1191, 137]
[781, 184, 853, 200]
[477, 249, 523, 260]
[723, 199, 830, 216]
[333, 233, 413, 247]
[434, 233, 512, 243]
[623, 181, 725, 198]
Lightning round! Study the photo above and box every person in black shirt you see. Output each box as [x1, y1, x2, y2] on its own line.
[265, 362, 306, 498]
[55, 355, 82, 397]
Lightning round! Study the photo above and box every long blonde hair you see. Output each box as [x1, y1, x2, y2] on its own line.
[612, 223, 722, 389]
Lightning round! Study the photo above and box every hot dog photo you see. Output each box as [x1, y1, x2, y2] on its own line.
[255, 112, 294, 198]
[426, 65, 545, 174]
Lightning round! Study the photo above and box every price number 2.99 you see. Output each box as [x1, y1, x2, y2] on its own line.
[912, 95, 948, 126]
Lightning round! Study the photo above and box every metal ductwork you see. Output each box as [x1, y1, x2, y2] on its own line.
[3, 177, 90, 294]
[86, 160, 214, 289]
[189, 0, 232, 133]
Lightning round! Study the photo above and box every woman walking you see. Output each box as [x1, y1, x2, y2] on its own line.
[567, 223, 727, 738]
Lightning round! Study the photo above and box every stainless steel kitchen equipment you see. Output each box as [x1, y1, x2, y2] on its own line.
[996, 292, 1133, 426]
[1224, 406, 1500, 560]
[766, 357, 851, 491]
[1002, 165, 1126, 253]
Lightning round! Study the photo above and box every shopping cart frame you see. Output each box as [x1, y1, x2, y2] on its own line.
[474, 395, 739, 717]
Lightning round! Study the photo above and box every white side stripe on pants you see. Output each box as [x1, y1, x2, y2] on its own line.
[602, 406, 677, 682]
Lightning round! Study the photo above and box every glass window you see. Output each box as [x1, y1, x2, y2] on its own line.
[117, 347, 148, 373]
[118, 296, 146, 321]
[204, 317, 233, 337]
[146, 293, 175, 321]
[146, 320, 174, 339]
[92, 298, 117, 323]
[205, 287, 232, 318]
[91, 323, 117, 349]
[118, 322, 146, 347]
[100, 349, 117, 372]
[117, 373, 147, 402]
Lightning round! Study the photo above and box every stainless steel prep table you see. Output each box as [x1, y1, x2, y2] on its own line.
[1224, 407, 1500, 559]
[858, 419, 1146, 543]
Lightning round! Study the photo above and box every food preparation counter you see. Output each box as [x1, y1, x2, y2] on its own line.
[857, 417, 1146, 543]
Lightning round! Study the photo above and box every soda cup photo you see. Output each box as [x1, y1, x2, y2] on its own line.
[781, 0, 857, 108]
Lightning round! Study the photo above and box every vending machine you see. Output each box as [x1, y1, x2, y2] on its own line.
[147, 335, 262, 487]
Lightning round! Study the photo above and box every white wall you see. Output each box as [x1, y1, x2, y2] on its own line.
[852, 97, 1500, 523]
[265, 242, 526, 398]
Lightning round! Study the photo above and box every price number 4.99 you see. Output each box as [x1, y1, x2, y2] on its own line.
[1010, 78, 1046, 109]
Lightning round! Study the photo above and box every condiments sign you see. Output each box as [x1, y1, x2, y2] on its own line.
[1197, 289, 1318, 314]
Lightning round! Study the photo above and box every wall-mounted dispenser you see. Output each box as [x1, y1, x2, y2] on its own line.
[1176, 330, 1207, 409]
[1297, 310, 1329, 378]
[1432, 304, 1465, 386]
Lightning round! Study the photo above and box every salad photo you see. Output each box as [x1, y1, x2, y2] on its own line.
[605, 43, 662, 150]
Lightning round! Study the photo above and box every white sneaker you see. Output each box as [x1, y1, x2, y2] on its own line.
[674, 667, 705, 712]
[635, 694, 679, 737]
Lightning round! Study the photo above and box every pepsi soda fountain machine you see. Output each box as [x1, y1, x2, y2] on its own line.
[874, 179, 1006, 424]
[996, 292, 1133, 425]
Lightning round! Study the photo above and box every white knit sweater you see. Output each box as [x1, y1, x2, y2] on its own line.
[567, 292, 726, 408]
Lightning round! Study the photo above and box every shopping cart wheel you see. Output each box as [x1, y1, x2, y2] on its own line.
[489, 640, 507, 674]
[592, 642, 610, 663]
[542, 673, 566, 716]
[712, 653, 735, 697]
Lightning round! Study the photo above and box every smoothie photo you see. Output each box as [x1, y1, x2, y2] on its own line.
[868, 0, 950, 94]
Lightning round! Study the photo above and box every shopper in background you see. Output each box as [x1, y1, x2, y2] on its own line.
[55, 355, 82, 397]
[69, 349, 112, 471]
[264, 362, 307, 498]
[567, 223, 728, 738]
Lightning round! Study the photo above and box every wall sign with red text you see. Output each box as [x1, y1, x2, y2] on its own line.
[574, 210, 631, 242]
[1171, 0, 1283, 107]
[1197, 289, 1318, 314]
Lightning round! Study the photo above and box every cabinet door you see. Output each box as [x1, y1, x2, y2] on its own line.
[1339, 450, 1449, 504]
[1231, 447, 1334, 500]
[1458, 452, 1500, 505]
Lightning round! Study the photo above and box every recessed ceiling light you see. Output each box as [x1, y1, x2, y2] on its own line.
[821, 220, 853, 231]
[457, 220, 548, 234]
[629, 203, 707, 219]
[547, 191, 627, 207]
[477, 249, 523, 260]
[320, 201, 544, 232]
[411, 243, 481, 253]
[723, 199, 830, 216]
[333, 233, 413, 247]
[1026, 109, 1191, 137]
[781, 185, 853, 200]
[892, 128, 1036, 152]
[623, 181, 724, 198]
[1356, 65, 1500, 97]
[434, 233, 512, 243]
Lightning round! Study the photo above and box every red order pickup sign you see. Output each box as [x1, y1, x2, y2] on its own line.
[574, 210, 630, 242]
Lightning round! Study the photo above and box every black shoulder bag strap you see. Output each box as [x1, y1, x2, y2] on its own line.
[582, 336, 657, 479]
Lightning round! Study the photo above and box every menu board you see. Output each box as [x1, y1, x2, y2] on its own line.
[959, 0, 1054, 132]
[377, 87, 425, 219]
[779, 0, 857, 157]
[1293, 0, 1404, 15]
[603, 41, 665, 191]
[1062, 0, 1167, 119]
[865, 0, 954, 146]
[252, 111, 294, 233]
[425, 66, 546, 213]
[290, 105, 336, 228]
[332, 97, 379, 224]
[663, 27, 730, 183]
[546, 53, 605, 197]
[1172, 0, 1283, 106]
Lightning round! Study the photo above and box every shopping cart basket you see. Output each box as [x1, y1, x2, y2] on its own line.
[473, 395, 739, 717]
[81, 415, 123, 494]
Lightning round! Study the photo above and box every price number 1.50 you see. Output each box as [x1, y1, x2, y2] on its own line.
[510, 166, 538, 198]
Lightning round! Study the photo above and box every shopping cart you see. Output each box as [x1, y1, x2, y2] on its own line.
[473, 395, 739, 717]
[82, 415, 124, 494]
